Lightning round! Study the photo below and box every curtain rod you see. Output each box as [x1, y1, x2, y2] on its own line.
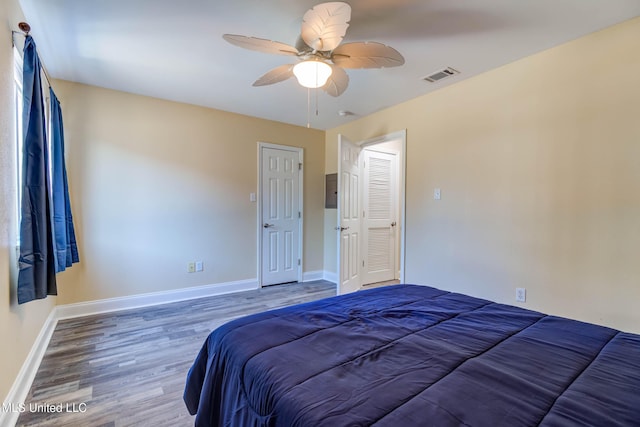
[11, 22, 54, 90]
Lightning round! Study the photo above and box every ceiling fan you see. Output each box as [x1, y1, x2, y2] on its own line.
[223, 1, 405, 97]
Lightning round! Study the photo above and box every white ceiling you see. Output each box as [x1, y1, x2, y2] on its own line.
[17, 0, 640, 130]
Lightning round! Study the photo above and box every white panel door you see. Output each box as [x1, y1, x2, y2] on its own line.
[337, 135, 361, 295]
[362, 149, 397, 285]
[261, 147, 300, 286]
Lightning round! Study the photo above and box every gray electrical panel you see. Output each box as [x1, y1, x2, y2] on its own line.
[325, 173, 337, 209]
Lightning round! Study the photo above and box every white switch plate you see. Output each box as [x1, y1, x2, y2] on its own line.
[249, 193, 256, 202]
[434, 188, 441, 200]
[187, 262, 196, 273]
[195, 261, 203, 272]
[516, 288, 526, 302]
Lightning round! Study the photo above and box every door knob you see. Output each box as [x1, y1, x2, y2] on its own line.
[340, 226, 350, 231]
[263, 223, 274, 228]
[391, 221, 397, 227]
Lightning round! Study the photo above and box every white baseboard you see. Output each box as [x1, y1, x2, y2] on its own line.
[55, 278, 259, 320]
[323, 271, 338, 284]
[1, 309, 58, 427]
[3, 274, 342, 425]
[302, 270, 324, 282]
[1, 278, 259, 427]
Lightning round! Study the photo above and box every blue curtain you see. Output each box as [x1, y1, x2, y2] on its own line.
[17, 35, 57, 304]
[50, 89, 79, 272]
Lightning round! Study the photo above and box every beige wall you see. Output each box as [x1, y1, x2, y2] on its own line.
[325, 17, 640, 333]
[2, 5, 638, 406]
[0, 0, 58, 403]
[53, 81, 325, 304]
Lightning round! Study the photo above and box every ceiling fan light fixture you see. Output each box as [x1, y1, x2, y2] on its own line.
[293, 60, 332, 88]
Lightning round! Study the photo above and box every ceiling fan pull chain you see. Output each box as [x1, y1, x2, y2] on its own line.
[307, 87, 311, 128]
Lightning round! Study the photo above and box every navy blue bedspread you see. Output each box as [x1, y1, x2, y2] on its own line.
[184, 285, 640, 426]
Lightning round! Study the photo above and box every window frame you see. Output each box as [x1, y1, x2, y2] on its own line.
[13, 45, 23, 245]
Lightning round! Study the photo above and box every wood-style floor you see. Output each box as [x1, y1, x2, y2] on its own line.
[17, 281, 336, 427]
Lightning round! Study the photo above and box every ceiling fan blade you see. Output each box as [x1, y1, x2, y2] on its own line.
[323, 64, 349, 97]
[301, 2, 351, 52]
[253, 64, 294, 86]
[223, 34, 298, 56]
[332, 42, 405, 69]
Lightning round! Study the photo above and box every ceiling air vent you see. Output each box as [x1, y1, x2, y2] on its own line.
[423, 67, 459, 83]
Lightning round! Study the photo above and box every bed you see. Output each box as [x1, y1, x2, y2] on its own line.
[184, 284, 640, 426]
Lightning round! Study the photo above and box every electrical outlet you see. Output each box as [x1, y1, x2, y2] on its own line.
[516, 288, 526, 303]
[187, 262, 196, 273]
[195, 261, 203, 272]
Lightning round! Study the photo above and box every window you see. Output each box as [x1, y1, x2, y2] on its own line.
[14, 36, 78, 301]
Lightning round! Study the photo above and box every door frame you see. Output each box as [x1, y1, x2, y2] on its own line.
[361, 148, 399, 285]
[257, 142, 304, 287]
[336, 130, 407, 290]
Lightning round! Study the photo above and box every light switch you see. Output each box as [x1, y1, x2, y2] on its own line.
[434, 188, 441, 200]
[250, 193, 256, 202]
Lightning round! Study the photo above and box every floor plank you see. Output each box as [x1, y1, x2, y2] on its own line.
[16, 281, 336, 427]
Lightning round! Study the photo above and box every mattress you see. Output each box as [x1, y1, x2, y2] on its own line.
[184, 284, 640, 426]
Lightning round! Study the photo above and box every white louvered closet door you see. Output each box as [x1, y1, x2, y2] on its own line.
[362, 149, 397, 285]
